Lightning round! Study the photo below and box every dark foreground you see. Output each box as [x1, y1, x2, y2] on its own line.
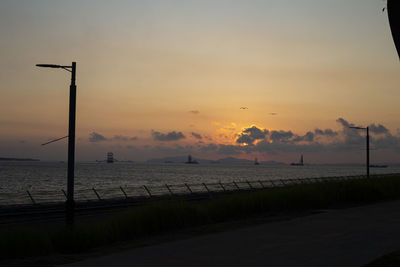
[60, 200, 400, 267]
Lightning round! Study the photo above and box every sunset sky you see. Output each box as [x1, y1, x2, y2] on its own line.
[1, 0, 399, 163]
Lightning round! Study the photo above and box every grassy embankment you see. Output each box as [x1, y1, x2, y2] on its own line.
[2, 175, 400, 260]
[365, 251, 400, 267]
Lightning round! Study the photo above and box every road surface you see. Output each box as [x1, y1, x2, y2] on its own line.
[61, 200, 400, 267]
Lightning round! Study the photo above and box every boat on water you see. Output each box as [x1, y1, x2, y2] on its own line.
[291, 154, 304, 166]
[185, 155, 199, 164]
[107, 152, 114, 163]
[254, 157, 260, 165]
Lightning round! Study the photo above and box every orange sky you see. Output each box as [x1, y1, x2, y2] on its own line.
[0, 0, 399, 163]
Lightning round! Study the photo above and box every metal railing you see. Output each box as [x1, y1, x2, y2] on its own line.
[0, 173, 398, 207]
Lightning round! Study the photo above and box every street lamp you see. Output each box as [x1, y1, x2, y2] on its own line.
[36, 62, 77, 225]
[349, 126, 369, 177]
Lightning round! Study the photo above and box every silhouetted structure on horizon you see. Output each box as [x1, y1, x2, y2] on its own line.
[107, 152, 114, 163]
[185, 155, 199, 164]
[291, 154, 304, 166]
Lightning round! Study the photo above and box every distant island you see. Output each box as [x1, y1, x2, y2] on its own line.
[0, 157, 40, 161]
[147, 156, 284, 165]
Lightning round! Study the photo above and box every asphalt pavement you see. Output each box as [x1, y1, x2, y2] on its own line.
[61, 200, 400, 267]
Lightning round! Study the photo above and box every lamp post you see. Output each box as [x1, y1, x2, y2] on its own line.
[349, 126, 369, 177]
[36, 62, 77, 225]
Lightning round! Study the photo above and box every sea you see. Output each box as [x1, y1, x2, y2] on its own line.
[0, 161, 399, 206]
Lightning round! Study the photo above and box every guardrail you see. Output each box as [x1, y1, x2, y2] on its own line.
[1, 173, 398, 207]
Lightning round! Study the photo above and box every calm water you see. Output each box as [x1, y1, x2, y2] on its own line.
[0, 161, 399, 205]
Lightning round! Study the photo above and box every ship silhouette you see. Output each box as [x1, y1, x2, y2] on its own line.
[107, 152, 114, 163]
[291, 154, 304, 166]
[185, 155, 199, 164]
[254, 157, 260, 165]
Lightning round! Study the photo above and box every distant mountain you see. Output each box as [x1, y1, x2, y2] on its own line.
[216, 157, 253, 164]
[147, 156, 205, 164]
[261, 160, 285, 165]
[217, 157, 284, 165]
[147, 156, 284, 165]
[0, 157, 39, 161]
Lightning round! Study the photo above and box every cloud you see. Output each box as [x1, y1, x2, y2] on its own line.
[252, 139, 327, 154]
[84, 118, 399, 163]
[243, 126, 268, 139]
[236, 126, 269, 145]
[335, 119, 365, 146]
[89, 133, 138, 142]
[151, 144, 192, 155]
[218, 144, 242, 155]
[236, 126, 329, 146]
[269, 130, 294, 143]
[293, 131, 314, 142]
[189, 110, 200, 115]
[113, 135, 138, 141]
[113, 135, 128, 141]
[369, 124, 389, 134]
[236, 134, 254, 145]
[191, 132, 202, 139]
[372, 134, 400, 149]
[200, 143, 218, 152]
[152, 131, 186, 141]
[314, 128, 338, 137]
[336, 118, 389, 136]
[195, 118, 400, 157]
[89, 132, 108, 142]
[336, 118, 354, 128]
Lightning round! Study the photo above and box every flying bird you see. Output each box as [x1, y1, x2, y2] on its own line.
[240, 107, 248, 110]
[269, 113, 278, 116]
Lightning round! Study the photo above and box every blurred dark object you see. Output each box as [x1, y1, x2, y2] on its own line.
[388, 0, 400, 59]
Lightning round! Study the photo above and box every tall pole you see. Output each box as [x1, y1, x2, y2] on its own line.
[66, 62, 76, 225]
[349, 126, 370, 178]
[366, 126, 369, 178]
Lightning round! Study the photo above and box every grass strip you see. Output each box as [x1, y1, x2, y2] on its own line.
[2, 175, 400, 260]
[364, 251, 400, 267]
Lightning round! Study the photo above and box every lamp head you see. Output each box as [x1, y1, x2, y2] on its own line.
[36, 64, 62, 68]
[349, 126, 366, 130]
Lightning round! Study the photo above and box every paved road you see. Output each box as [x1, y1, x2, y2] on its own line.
[61, 200, 400, 267]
